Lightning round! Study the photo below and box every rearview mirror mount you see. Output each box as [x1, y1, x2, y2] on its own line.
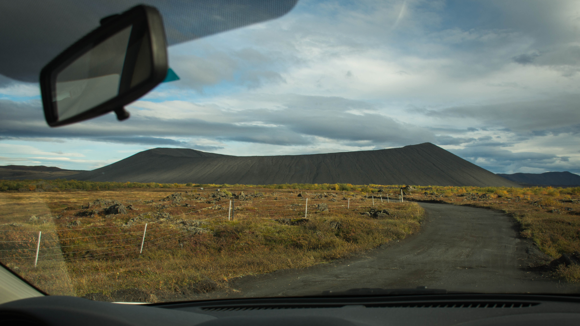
[40, 5, 168, 127]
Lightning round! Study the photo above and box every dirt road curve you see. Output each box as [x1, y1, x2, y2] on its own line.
[220, 203, 580, 298]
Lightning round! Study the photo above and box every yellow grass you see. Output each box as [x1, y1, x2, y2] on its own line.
[0, 187, 423, 301]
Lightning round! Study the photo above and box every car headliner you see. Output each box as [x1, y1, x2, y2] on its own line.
[0, 0, 297, 83]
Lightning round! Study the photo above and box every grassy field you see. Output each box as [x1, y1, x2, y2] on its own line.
[0, 186, 424, 302]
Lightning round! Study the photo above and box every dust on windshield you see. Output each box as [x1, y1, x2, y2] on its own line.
[1, 0, 580, 302]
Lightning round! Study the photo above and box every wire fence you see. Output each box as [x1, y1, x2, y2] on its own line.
[0, 193, 410, 267]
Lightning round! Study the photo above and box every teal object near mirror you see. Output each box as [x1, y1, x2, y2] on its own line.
[163, 68, 180, 83]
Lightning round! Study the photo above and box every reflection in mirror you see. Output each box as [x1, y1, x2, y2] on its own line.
[41, 5, 168, 127]
[55, 26, 133, 121]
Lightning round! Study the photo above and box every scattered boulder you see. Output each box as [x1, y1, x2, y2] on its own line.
[126, 205, 138, 211]
[163, 193, 183, 204]
[67, 220, 82, 228]
[29, 215, 38, 222]
[360, 208, 390, 218]
[543, 251, 580, 270]
[154, 212, 172, 220]
[297, 193, 303, 197]
[559, 252, 580, 266]
[178, 220, 211, 234]
[401, 185, 415, 195]
[317, 203, 329, 212]
[277, 218, 309, 226]
[104, 204, 127, 215]
[329, 221, 342, 230]
[75, 210, 99, 218]
[123, 212, 172, 227]
[178, 220, 208, 228]
[188, 227, 212, 235]
[87, 199, 120, 208]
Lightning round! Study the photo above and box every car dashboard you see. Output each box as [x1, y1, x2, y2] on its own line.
[1, 294, 579, 326]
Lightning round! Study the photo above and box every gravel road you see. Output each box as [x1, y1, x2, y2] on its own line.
[216, 202, 580, 298]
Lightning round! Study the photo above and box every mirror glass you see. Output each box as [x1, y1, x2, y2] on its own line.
[41, 4, 168, 127]
[54, 26, 133, 121]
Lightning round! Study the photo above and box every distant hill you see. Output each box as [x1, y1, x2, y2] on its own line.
[66, 143, 519, 187]
[0, 165, 86, 180]
[497, 172, 580, 187]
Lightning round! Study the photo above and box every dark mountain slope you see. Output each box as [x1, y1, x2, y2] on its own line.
[0, 165, 86, 180]
[498, 172, 580, 187]
[68, 143, 519, 187]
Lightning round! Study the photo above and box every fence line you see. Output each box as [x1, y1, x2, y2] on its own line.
[0, 196, 412, 265]
[0, 224, 139, 233]
[34, 231, 41, 267]
[0, 230, 179, 263]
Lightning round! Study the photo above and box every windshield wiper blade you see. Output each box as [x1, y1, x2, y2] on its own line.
[321, 286, 447, 296]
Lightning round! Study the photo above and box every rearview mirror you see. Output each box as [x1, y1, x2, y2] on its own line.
[40, 5, 168, 127]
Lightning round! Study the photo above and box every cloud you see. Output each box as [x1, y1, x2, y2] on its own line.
[1, 0, 580, 175]
[513, 51, 540, 65]
[449, 145, 580, 174]
[424, 95, 580, 135]
[0, 156, 40, 163]
[435, 135, 475, 146]
[90, 136, 192, 147]
[0, 92, 438, 149]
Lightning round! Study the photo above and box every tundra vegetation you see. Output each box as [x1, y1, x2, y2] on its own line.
[0, 181, 423, 302]
[0, 180, 579, 301]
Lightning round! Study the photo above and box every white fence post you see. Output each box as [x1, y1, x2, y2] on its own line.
[387, 194, 390, 203]
[34, 231, 41, 268]
[228, 200, 232, 221]
[348, 198, 350, 209]
[401, 189, 404, 203]
[305, 198, 308, 218]
[140, 223, 148, 254]
[381, 196, 383, 202]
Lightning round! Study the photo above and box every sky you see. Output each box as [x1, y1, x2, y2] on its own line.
[1, 0, 580, 175]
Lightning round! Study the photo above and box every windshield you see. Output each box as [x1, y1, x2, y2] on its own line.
[1, 0, 580, 303]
